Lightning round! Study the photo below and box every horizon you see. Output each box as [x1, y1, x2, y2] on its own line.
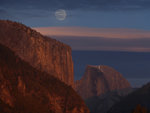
[35, 27, 150, 52]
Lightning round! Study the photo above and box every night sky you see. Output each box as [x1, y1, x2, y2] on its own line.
[0, 0, 150, 30]
[0, 0, 150, 29]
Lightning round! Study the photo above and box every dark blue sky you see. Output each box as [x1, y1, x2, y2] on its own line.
[0, 0, 150, 30]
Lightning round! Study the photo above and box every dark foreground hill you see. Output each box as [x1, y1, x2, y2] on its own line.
[108, 82, 150, 113]
[0, 43, 89, 113]
[85, 88, 133, 113]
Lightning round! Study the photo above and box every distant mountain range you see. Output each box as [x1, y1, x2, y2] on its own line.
[75, 65, 133, 113]
[75, 64, 150, 113]
[75, 65, 131, 99]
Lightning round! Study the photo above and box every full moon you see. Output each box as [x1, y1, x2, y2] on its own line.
[55, 9, 67, 21]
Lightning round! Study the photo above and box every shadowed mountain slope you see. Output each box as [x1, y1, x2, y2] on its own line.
[0, 43, 89, 113]
[108, 82, 150, 113]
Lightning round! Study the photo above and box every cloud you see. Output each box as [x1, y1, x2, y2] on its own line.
[51, 36, 150, 52]
[34, 27, 150, 52]
[34, 27, 150, 39]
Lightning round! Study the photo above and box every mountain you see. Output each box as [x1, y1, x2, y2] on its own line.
[75, 65, 131, 99]
[85, 88, 134, 113]
[0, 43, 89, 113]
[0, 20, 74, 87]
[108, 82, 150, 113]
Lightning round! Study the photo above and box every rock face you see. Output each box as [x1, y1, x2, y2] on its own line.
[0, 43, 90, 113]
[0, 20, 74, 86]
[108, 82, 150, 113]
[75, 65, 131, 99]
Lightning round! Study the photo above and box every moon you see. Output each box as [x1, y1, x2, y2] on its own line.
[55, 9, 67, 21]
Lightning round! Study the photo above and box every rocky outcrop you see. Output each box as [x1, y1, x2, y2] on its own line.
[0, 43, 90, 113]
[0, 20, 74, 86]
[75, 65, 131, 99]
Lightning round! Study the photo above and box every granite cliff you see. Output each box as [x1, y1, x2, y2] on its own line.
[0, 43, 90, 113]
[75, 65, 131, 99]
[0, 20, 74, 86]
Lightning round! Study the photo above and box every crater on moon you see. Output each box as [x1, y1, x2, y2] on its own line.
[55, 9, 67, 21]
